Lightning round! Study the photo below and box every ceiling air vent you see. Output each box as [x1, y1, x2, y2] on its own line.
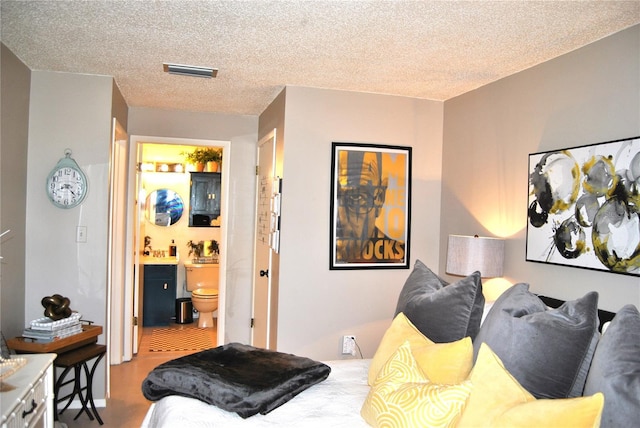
[163, 63, 218, 78]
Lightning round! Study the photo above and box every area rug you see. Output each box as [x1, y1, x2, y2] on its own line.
[148, 327, 216, 352]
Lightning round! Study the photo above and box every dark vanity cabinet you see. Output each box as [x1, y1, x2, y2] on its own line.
[189, 172, 221, 227]
[142, 264, 177, 326]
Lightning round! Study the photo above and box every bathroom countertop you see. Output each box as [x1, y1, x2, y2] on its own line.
[142, 256, 179, 265]
[184, 259, 220, 266]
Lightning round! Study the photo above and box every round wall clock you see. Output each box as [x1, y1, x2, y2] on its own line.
[46, 149, 88, 209]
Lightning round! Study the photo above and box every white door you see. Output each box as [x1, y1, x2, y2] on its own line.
[107, 118, 128, 367]
[252, 130, 277, 349]
[132, 143, 144, 355]
[121, 138, 145, 359]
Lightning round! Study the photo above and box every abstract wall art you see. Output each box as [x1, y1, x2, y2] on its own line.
[330, 143, 411, 269]
[526, 136, 640, 276]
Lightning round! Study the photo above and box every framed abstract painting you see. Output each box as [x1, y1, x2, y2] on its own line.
[526, 136, 640, 276]
[330, 142, 411, 270]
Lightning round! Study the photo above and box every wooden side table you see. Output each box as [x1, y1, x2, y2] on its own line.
[54, 344, 106, 425]
[7, 325, 102, 355]
[7, 326, 104, 424]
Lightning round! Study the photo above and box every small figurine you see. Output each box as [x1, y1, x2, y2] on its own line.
[41, 294, 72, 320]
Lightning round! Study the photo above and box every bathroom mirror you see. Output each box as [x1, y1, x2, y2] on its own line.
[145, 189, 184, 226]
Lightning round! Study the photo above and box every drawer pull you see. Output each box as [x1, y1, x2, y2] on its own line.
[22, 399, 37, 417]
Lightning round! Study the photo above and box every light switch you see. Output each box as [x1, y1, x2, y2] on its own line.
[76, 226, 87, 243]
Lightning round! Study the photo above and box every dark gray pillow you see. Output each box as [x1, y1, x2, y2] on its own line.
[583, 304, 640, 428]
[394, 259, 484, 342]
[473, 283, 599, 399]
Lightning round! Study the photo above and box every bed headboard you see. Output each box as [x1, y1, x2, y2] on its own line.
[537, 295, 616, 332]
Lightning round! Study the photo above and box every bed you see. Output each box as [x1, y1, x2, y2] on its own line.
[140, 300, 619, 428]
[141, 357, 371, 428]
[140, 261, 638, 428]
[140, 300, 496, 428]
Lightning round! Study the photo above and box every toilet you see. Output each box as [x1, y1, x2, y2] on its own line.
[184, 262, 219, 328]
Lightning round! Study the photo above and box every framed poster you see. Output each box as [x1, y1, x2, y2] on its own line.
[330, 142, 411, 269]
[526, 136, 640, 276]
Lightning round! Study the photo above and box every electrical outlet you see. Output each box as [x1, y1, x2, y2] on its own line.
[342, 335, 356, 355]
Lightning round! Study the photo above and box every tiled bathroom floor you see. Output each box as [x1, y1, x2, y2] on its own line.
[144, 325, 216, 352]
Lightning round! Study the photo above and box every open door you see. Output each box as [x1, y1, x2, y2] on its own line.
[121, 138, 145, 360]
[131, 142, 145, 355]
[251, 130, 278, 349]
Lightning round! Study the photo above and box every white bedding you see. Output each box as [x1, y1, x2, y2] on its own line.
[141, 358, 371, 428]
[141, 303, 497, 427]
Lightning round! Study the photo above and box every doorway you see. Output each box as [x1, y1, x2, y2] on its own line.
[112, 135, 230, 362]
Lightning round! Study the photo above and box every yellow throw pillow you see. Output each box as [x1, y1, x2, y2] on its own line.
[362, 341, 473, 428]
[457, 343, 534, 427]
[493, 393, 604, 428]
[412, 337, 473, 384]
[368, 312, 473, 385]
[457, 343, 604, 428]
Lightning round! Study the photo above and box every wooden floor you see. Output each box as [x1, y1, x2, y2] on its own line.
[57, 323, 216, 428]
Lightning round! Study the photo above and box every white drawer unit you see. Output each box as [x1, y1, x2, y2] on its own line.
[1, 354, 55, 428]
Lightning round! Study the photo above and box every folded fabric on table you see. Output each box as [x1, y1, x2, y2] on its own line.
[141, 342, 331, 418]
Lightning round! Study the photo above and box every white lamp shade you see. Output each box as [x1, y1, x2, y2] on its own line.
[446, 235, 505, 278]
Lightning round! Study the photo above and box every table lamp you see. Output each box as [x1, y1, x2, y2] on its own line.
[446, 234, 505, 278]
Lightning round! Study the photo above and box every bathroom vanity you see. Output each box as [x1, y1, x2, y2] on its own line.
[142, 262, 177, 326]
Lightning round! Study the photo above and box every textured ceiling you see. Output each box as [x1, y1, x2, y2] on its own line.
[2, 1, 639, 116]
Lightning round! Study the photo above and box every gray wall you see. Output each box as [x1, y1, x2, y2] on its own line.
[23, 70, 120, 401]
[0, 43, 30, 339]
[270, 87, 445, 360]
[442, 25, 640, 311]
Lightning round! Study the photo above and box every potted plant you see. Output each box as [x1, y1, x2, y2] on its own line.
[203, 148, 222, 172]
[208, 240, 220, 260]
[187, 240, 204, 259]
[183, 148, 222, 172]
[183, 149, 205, 172]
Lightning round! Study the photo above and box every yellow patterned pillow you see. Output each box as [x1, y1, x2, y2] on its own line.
[457, 343, 604, 428]
[368, 312, 473, 385]
[362, 341, 473, 428]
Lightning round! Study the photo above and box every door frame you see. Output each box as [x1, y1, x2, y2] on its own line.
[115, 135, 230, 361]
[106, 118, 128, 377]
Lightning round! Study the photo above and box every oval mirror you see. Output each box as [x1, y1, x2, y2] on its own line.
[145, 189, 184, 226]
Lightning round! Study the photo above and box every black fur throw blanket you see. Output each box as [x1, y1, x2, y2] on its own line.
[141, 342, 331, 418]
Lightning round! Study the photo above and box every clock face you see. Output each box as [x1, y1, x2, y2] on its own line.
[47, 166, 87, 208]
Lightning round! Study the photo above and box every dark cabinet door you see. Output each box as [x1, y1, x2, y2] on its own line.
[189, 172, 221, 227]
[142, 264, 177, 326]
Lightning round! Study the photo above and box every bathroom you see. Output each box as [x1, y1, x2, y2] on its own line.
[137, 141, 226, 335]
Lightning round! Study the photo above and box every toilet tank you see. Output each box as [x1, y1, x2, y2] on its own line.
[185, 262, 220, 291]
